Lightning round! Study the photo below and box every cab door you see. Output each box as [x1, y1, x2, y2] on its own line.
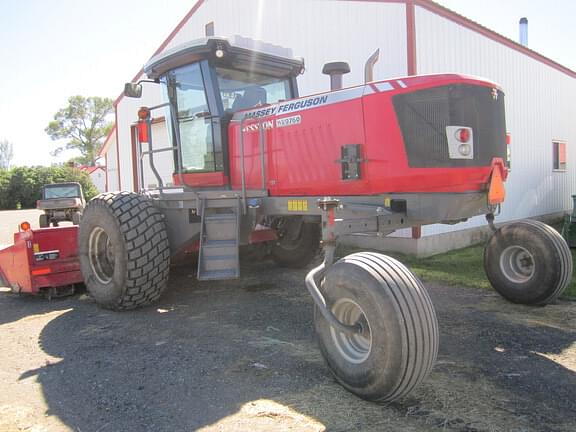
[166, 61, 227, 187]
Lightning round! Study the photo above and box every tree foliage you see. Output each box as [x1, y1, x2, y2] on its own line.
[0, 139, 13, 170]
[0, 166, 99, 210]
[45, 96, 113, 166]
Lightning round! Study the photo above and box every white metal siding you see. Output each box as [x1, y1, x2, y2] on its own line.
[115, 87, 165, 191]
[166, 0, 408, 96]
[415, 6, 576, 236]
[90, 169, 106, 193]
[105, 133, 120, 191]
[139, 122, 174, 189]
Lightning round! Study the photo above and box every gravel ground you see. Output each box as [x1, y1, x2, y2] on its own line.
[0, 210, 575, 432]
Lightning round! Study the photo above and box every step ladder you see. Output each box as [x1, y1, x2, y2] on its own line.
[197, 197, 241, 281]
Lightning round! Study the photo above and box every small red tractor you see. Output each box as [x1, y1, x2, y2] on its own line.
[76, 36, 571, 402]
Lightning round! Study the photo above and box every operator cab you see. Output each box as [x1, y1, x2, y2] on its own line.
[128, 36, 304, 188]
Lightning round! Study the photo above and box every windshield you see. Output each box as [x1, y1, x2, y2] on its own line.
[215, 67, 291, 112]
[43, 185, 81, 199]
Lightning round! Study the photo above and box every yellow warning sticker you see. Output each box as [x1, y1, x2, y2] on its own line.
[288, 200, 308, 212]
[384, 197, 391, 208]
[33, 243, 40, 253]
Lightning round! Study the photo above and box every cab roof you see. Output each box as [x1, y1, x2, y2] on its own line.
[144, 35, 305, 80]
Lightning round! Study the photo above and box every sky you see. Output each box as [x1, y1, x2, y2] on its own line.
[1, 0, 575, 167]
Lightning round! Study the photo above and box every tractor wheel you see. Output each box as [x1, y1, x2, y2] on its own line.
[314, 252, 438, 402]
[78, 192, 170, 310]
[39, 214, 49, 228]
[271, 219, 320, 268]
[484, 220, 572, 305]
[72, 212, 81, 225]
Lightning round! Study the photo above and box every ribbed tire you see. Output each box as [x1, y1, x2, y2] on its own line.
[314, 252, 439, 402]
[79, 192, 170, 310]
[271, 222, 320, 269]
[484, 220, 573, 305]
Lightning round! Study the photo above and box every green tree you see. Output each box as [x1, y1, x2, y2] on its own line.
[0, 139, 13, 169]
[0, 166, 98, 210]
[45, 96, 113, 166]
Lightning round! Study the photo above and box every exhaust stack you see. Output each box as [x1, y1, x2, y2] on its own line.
[364, 49, 380, 83]
[519, 17, 528, 46]
[322, 62, 350, 90]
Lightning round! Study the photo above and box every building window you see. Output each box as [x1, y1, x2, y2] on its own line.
[553, 141, 566, 171]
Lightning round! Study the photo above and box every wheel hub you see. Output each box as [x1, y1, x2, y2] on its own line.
[329, 298, 372, 364]
[88, 227, 115, 284]
[499, 245, 535, 283]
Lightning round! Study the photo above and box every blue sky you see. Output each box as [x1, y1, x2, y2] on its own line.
[1, 0, 574, 167]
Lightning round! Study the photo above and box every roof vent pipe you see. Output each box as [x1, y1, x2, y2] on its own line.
[519, 17, 528, 46]
[322, 62, 351, 90]
[364, 48, 380, 83]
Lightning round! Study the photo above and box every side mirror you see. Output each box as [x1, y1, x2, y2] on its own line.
[124, 83, 143, 98]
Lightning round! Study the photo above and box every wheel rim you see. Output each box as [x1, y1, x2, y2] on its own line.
[329, 298, 372, 364]
[499, 245, 535, 283]
[88, 227, 115, 284]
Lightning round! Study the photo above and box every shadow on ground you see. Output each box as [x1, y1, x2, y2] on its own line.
[8, 261, 576, 431]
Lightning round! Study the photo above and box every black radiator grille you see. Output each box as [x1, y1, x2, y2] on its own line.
[393, 84, 506, 168]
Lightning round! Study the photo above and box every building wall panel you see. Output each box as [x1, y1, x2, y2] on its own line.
[415, 6, 576, 236]
[167, 0, 408, 96]
[105, 133, 120, 191]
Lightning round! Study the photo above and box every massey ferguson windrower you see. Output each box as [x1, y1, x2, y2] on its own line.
[79, 36, 572, 402]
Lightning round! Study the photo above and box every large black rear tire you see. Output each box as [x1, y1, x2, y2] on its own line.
[484, 219, 572, 305]
[314, 252, 438, 402]
[271, 220, 320, 268]
[79, 192, 170, 310]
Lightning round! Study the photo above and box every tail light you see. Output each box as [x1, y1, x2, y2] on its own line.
[455, 128, 471, 143]
[446, 126, 474, 159]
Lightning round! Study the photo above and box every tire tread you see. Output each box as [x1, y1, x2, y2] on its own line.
[82, 192, 170, 310]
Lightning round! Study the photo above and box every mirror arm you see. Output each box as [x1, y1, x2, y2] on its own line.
[136, 78, 159, 85]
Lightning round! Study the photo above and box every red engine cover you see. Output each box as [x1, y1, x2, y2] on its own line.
[227, 74, 507, 196]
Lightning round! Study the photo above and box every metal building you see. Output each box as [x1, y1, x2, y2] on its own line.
[100, 0, 576, 254]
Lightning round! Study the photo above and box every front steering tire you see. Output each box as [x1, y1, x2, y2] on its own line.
[314, 252, 439, 402]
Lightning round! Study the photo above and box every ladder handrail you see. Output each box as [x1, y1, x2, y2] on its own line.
[233, 114, 269, 214]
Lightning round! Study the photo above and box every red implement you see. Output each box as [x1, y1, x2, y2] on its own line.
[0, 225, 83, 295]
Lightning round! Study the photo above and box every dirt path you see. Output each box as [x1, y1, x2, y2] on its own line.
[1, 257, 575, 432]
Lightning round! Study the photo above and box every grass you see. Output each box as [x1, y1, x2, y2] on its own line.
[387, 245, 492, 290]
[340, 242, 576, 300]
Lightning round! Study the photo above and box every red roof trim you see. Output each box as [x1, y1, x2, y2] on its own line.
[414, 0, 576, 79]
[98, 124, 117, 158]
[78, 166, 105, 174]
[113, 0, 206, 107]
[342, 0, 576, 79]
